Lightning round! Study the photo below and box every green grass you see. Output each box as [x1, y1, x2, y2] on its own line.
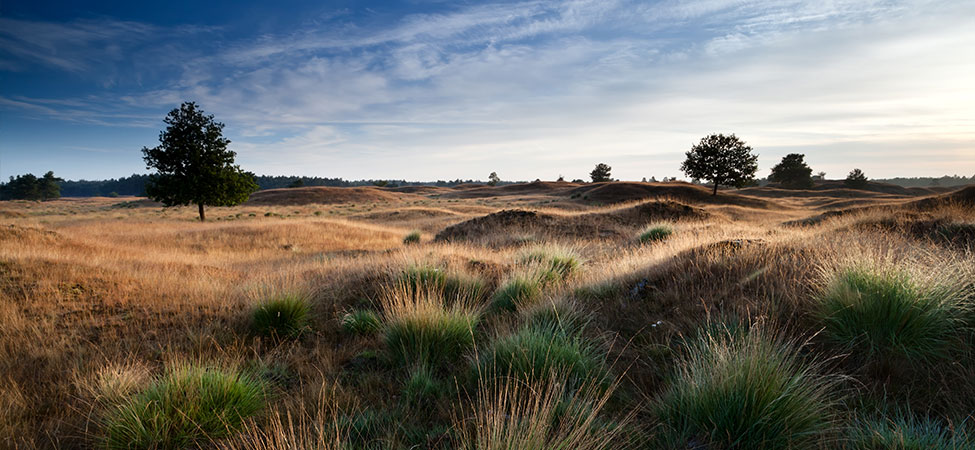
[381, 286, 480, 367]
[517, 244, 583, 281]
[523, 299, 588, 335]
[403, 364, 441, 405]
[251, 294, 311, 339]
[655, 325, 836, 449]
[491, 272, 545, 312]
[403, 230, 422, 245]
[475, 324, 609, 389]
[400, 264, 487, 302]
[342, 309, 382, 335]
[816, 266, 966, 366]
[847, 414, 973, 450]
[103, 365, 266, 449]
[639, 223, 673, 243]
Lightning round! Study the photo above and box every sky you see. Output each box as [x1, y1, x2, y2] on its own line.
[1, 0, 973, 182]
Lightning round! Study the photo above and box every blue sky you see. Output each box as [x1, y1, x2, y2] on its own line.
[1, 0, 973, 182]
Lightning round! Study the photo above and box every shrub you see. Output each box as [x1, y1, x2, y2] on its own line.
[252, 294, 311, 339]
[816, 266, 965, 366]
[342, 309, 382, 335]
[517, 244, 583, 281]
[639, 223, 673, 243]
[475, 324, 608, 389]
[381, 286, 479, 367]
[403, 230, 421, 245]
[491, 272, 545, 312]
[847, 414, 972, 450]
[103, 365, 266, 449]
[655, 325, 836, 449]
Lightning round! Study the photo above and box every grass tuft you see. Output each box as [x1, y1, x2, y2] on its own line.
[816, 266, 966, 366]
[341, 309, 382, 335]
[517, 244, 583, 281]
[475, 324, 608, 389]
[381, 285, 480, 367]
[403, 230, 422, 245]
[847, 414, 973, 450]
[252, 294, 311, 339]
[491, 271, 546, 312]
[638, 223, 673, 243]
[103, 365, 266, 449]
[655, 324, 837, 449]
[400, 264, 487, 302]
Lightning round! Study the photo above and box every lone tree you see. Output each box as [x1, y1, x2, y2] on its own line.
[142, 102, 258, 221]
[487, 172, 501, 186]
[680, 133, 758, 196]
[590, 163, 612, 182]
[845, 168, 868, 189]
[768, 153, 813, 189]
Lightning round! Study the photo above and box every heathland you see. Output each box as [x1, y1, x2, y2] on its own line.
[1, 180, 974, 449]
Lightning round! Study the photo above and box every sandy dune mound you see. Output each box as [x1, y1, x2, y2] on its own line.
[569, 182, 775, 208]
[439, 181, 581, 199]
[246, 186, 420, 206]
[909, 185, 975, 209]
[434, 200, 706, 244]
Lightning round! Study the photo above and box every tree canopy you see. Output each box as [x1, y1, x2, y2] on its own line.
[768, 153, 814, 189]
[142, 102, 258, 221]
[845, 168, 868, 189]
[590, 163, 612, 182]
[0, 171, 62, 201]
[680, 133, 759, 195]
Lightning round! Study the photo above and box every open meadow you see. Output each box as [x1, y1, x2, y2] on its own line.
[2, 180, 974, 449]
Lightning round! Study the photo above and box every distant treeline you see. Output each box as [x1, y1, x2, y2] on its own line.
[49, 174, 498, 197]
[872, 175, 975, 188]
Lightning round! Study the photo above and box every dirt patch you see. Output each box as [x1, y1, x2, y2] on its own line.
[246, 186, 421, 206]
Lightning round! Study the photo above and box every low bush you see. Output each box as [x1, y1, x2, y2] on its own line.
[846, 414, 973, 450]
[639, 223, 673, 243]
[655, 325, 837, 449]
[815, 266, 966, 366]
[103, 365, 266, 449]
[252, 294, 311, 339]
[342, 309, 382, 335]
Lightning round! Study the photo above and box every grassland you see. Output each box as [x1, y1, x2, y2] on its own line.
[1, 181, 973, 449]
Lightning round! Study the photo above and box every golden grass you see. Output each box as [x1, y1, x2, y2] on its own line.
[0, 185, 972, 448]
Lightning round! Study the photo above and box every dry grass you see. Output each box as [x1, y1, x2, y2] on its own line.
[1, 184, 973, 449]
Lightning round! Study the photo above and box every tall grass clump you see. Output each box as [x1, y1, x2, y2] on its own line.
[815, 266, 967, 366]
[491, 271, 546, 312]
[517, 244, 583, 281]
[252, 294, 311, 339]
[846, 414, 973, 450]
[475, 324, 609, 390]
[400, 264, 487, 302]
[341, 309, 382, 335]
[403, 230, 422, 245]
[639, 223, 673, 243]
[655, 325, 837, 449]
[455, 372, 627, 450]
[381, 284, 480, 367]
[103, 365, 266, 449]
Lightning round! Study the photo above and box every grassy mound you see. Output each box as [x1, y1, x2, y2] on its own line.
[816, 266, 966, 366]
[103, 365, 266, 449]
[655, 326, 836, 449]
[252, 294, 311, 339]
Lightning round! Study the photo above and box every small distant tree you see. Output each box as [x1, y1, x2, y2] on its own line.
[142, 102, 258, 221]
[372, 180, 388, 187]
[814, 171, 826, 181]
[557, 175, 565, 182]
[680, 133, 759, 196]
[487, 172, 501, 186]
[590, 163, 612, 182]
[288, 178, 305, 188]
[768, 153, 813, 189]
[845, 168, 868, 189]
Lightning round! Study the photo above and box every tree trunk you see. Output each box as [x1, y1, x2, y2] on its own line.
[712, 182, 719, 196]
[198, 203, 206, 221]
